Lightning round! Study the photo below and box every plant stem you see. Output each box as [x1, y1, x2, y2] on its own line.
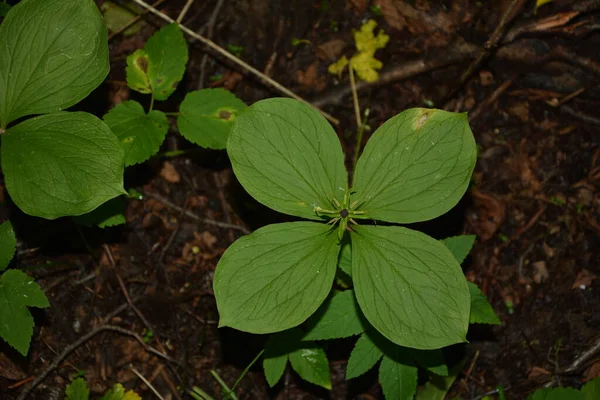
[349, 62, 364, 170]
[189, 387, 215, 400]
[149, 95, 155, 112]
[210, 370, 238, 400]
[230, 349, 264, 394]
[164, 111, 179, 116]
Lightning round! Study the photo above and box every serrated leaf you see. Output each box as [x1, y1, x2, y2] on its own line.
[0, 269, 50, 355]
[408, 349, 448, 376]
[289, 343, 332, 389]
[442, 235, 476, 265]
[73, 197, 126, 228]
[379, 349, 418, 400]
[303, 290, 365, 341]
[0, 0, 108, 127]
[1, 112, 126, 219]
[214, 222, 339, 334]
[101, 384, 141, 400]
[65, 377, 90, 400]
[351, 225, 470, 349]
[263, 330, 301, 387]
[0, 221, 16, 272]
[178, 89, 247, 149]
[103, 100, 168, 166]
[582, 377, 600, 400]
[346, 333, 383, 379]
[352, 108, 476, 224]
[468, 282, 501, 325]
[126, 23, 188, 100]
[527, 387, 584, 400]
[227, 98, 347, 221]
[337, 235, 352, 277]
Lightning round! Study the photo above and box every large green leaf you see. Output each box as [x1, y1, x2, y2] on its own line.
[178, 89, 247, 149]
[0, 0, 108, 127]
[351, 225, 470, 349]
[442, 235, 476, 265]
[303, 289, 365, 341]
[0, 269, 50, 355]
[103, 100, 168, 166]
[468, 282, 501, 325]
[527, 388, 584, 400]
[126, 23, 188, 101]
[73, 197, 126, 228]
[352, 108, 476, 224]
[415, 359, 465, 400]
[227, 98, 347, 220]
[379, 349, 418, 400]
[65, 378, 90, 400]
[289, 343, 332, 389]
[408, 349, 448, 376]
[0, 221, 16, 271]
[337, 235, 352, 277]
[346, 333, 383, 379]
[1, 112, 126, 219]
[263, 330, 300, 387]
[582, 378, 600, 400]
[0, 3, 11, 17]
[214, 222, 339, 333]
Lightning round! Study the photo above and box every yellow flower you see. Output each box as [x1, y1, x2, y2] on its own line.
[354, 19, 389, 54]
[328, 56, 349, 77]
[350, 52, 383, 83]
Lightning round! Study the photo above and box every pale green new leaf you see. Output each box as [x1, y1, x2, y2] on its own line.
[227, 98, 347, 220]
[214, 222, 339, 333]
[101, 384, 141, 400]
[103, 100, 168, 166]
[0, 221, 16, 271]
[0, 269, 50, 355]
[379, 350, 418, 400]
[468, 282, 501, 325]
[1, 112, 126, 219]
[527, 387, 584, 400]
[73, 197, 126, 228]
[178, 89, 247, 149]
[65, 377, 90, 400]
[352, 108, 476, 224]
[346, 333, 383, 379]
[289, 343, 332, 389]
[303, 290, 365, 341]
[351, 225, 470, 349]
[442, 235, 476, 265]
[0, 0, 109, 127]
[582, 377, 600, 400]
[126, 23, 188, 100]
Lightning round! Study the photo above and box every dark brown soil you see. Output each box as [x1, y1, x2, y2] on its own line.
[1, 0, 599, 399]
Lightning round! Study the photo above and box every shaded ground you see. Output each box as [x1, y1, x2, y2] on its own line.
[1, 0, 599, 399]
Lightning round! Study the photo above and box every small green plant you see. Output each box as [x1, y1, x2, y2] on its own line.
[527, 377, 599, 399]
[65, 377, 141, 400]
[213, 98, 499, 396]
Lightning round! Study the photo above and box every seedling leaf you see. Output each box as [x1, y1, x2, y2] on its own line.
[0, 0, 109, 127]
[289, 343, 332, 389]
[2, 113, 126, 219]
[178, 89, 247, 149]
[0, 221, 16, 272]
[527, 387, 584, 400]
[214, 222, 339, 333]
[442, 235, 476, 265]
[104, 100, 168, 166]
[65, 377, 90, 400]
[227, 98, 347, 220]
[303, 290, 365, 341]
[351, 225, 470, 349]
[468, 282, 501, 325]
[0, 269, 50, 355]
[352, 108, 476, 224]
[379, 350, 418, 400]
[346, 333, 383, 379]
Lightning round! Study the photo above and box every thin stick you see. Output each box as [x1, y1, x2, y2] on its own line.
[230, 349, 264, 394]
[131, 365, 166, 400]
[176, 0, 194, 23]
[130, 0, 339, 125]
[16, 325, 175, 400]
[108, 0, 169, 41]
[349, 62, 365, 170]
[198, 0, 225, 88]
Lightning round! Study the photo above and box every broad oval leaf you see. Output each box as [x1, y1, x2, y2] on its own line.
[214, 222, 339, 333]
[379, 351, 418, 400]
[103, 100, 168, 166]
[1, 112, 126, 219]
[351, 225, 470, 349]
[178, 89, 247, 149]
[352, 108, 476, 224]
[0, 269, 50, 355]
[0, 221, 16, 272]
[228, 98, 347, 220]
[346, 333, 383, 379]
[303, 290, 365, 341]
[0, 0, 109, 127]
[126, 23, 188, 101]
[289, 343, 332, 389]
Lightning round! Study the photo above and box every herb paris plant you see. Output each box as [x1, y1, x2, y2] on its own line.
[214, 98, 477, 350]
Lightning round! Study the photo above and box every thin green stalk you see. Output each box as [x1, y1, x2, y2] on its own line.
[210, 370, 239, 400]
[349, 62, 364, 170]
[189, 386, 216, 400]
[230, 349, 264, 394]
[149, 95, 155, 112]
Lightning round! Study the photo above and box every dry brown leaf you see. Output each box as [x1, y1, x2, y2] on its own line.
[296, 62, 327, 92]
[479, 70, 495, 87]
[507, 102, 530, 122]
[468, 190, 506, 241]
[0, 351, 26, 380]
[316, 39, 346, 60]
[532, 261, 549, 284]
[347, 0, 367, 14]
[528, 366, 552, 380]
[584, 360, 600, 381]
[572, 269, 597, 290]
[160, 161, 181, 183]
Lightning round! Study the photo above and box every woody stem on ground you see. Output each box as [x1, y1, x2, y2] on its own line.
[130, 0, 339, 126]
[349, 61, 365, 170]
